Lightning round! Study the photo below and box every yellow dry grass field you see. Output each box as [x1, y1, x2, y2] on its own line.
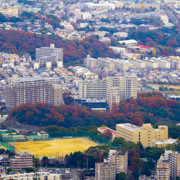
[14, 138, 97, 158]
[169, 85, 180, 90]
[0, 144, 7, 150]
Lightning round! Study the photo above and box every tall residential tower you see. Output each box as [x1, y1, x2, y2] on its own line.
[5, 77, 64, 108]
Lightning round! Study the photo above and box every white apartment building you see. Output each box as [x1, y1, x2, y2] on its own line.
[5, 77, 64, 108]
[113, 32, 128, 39]
[107, 87, 121, 107]
[78, 79, 107, 99]
[1, 172, 62, 180]
[146, 61, 159, 69]
[82, 12, 92, 20]
[84, 55, 98, 69]
[36, 44, 63, 68]
[160, 15, 169, 24]
[78, 75, 137, 107]
[132, 60, 147, 69]
[84, 1, 116, 10]
[158, 60, 171, 69]
[169, 56, 180, 70]
[84, 56, 130, 72]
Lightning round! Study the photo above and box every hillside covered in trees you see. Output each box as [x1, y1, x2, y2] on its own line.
[128, 27, 180, 56]
[0, 29, 116, 65]
[7, 92, 180, 128]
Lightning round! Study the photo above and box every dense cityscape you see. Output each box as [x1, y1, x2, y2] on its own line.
[0, 0, 179, 179]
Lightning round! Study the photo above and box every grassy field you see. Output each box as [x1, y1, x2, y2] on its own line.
[14, 138, 97, 158]
[168, 85, 180, 90]
[0, 144, 7, 150]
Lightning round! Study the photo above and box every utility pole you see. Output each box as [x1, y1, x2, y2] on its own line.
[86, 158, 88, 170]
[33, 157, 40, 180]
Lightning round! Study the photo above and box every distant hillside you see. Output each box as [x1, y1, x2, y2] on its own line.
[7, 92, 180, 128]
[0, 29, 116, 65]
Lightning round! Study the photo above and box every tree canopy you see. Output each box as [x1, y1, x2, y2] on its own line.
[7, 92, 180, 129]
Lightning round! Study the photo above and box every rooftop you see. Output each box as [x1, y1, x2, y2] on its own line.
[155, 138, 176, 145]
[116, 123, 142, 131]
[98, 127, 116, 134]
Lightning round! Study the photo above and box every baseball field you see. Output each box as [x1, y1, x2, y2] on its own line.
[14, 138, 97, 158]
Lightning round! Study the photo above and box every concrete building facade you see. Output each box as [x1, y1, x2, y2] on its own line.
[108, 150, 128, 174]
[10, 152, 34, 171]
[78, 75, 137, 108]
[5, 77, 64, 108]
[35, 44, 63, 68]
[1, 172, 62, 180]
[156, 159, 170, 180]
[116, 123, 168, 147]
[169, 151, 180, 180]
[95, 162, 116, 180]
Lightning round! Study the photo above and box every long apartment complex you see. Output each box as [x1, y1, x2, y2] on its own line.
[84, 55, 130, 72]
[1, 172, 62, 180]
[35, 44, 63, 68]
[78, 75, 137, 107]
[5, 77, 64, 108]
[116, 123, 168, 147]
[156, 150, 180, 180]
[10, 152, 33, 171]
[84, 55, 180, 71]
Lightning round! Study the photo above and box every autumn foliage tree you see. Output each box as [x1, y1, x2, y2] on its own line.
[7, 91, 180, 127]
[0, 29, 116, 65]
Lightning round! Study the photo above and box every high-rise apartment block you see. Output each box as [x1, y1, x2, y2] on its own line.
[10, 152, 34, 171]
[5, 77, 64, 108]
[156, 158, 170, 180]
[79, 79, 107, 99]
[35, 44, 63, 68]
[116, 123, 168, 147]
[156, 150, 180, 180]
[108, 149, 128, 174]
[95, 162, 116, 180]
[95, 149, 128, 180]
[169, 151, 180, 180]
[78, 75, 137, 108]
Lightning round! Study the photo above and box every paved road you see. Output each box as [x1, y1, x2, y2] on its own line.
[71, 169, 80, 180]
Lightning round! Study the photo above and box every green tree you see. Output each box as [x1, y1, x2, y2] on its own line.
[0, 134, 3, 142]
[88, 128, 100, 135]
[0, 13, 7, 22]
[113, 137, 126, 146]
[116, 172, 126, 180]
[0, 148, 5, 154]
[6, 168, 13, 174]
[132, 167, 140, 180]
[22, 167, 34, 173]
[145, 147, 164, 162]
[42, 156, 49, 167]
[34, 158, 40, 169]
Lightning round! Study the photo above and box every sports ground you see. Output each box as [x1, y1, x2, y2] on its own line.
[14, 138, 97, 158]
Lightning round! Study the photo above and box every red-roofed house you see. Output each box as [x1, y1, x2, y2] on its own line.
[98, 127, 116, 140]
[136, 45, 153, 51]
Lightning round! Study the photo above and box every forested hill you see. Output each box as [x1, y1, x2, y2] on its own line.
[7, 92, 180, 128]
[0, 29, 116, 65]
